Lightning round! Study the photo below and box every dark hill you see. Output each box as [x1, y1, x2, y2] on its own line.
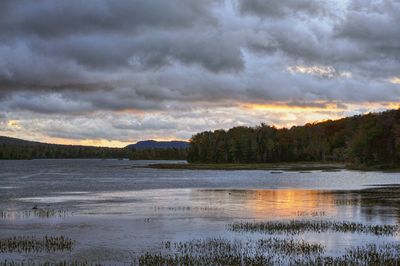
[0, 136, 43, 146]
[126, 140, 189, 150]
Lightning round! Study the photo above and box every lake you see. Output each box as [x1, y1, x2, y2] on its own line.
[0, 159, 399, 265]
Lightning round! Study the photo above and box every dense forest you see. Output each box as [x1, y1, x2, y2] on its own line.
[187, 109, 400, 168]
[0, 137, 131, 159]
[0, 137, 187, 160]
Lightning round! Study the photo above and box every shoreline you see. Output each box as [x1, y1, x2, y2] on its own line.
[148, 162, 400, 172]
[147, 162, 346, 171]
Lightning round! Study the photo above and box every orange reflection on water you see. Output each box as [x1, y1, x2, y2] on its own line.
[203, 189, 337, 220]
[231, 189, 336, 220]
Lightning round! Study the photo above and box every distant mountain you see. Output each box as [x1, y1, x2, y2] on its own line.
[126, 140, 189, 150]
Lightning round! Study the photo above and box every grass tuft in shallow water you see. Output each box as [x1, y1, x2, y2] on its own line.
[228, 220, 400, 236]
[135, 238, 400, 266]
[0, 260, 95, 266]
[0, 236, 74, 253]
[0, 209, 72, 220]
[162, 237, 324, 256]
[135, 237, 324, 265]
[297, 243, 400, 266]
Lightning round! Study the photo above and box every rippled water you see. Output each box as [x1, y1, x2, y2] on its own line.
[0, 159, 399, 264]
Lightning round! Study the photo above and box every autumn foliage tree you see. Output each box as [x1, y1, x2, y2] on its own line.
[188, 109, 400, 167]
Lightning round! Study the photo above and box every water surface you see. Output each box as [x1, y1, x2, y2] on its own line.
[0, 159, 399, 264]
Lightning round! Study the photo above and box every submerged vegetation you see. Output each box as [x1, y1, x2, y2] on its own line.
[187, 109, 400, 168]
[0, 236, 74, 253]
[228, 220, 400, 236]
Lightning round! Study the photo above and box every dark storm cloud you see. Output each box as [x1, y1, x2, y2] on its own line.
[0, 0, 399, 117]
[0, 0, 217, 37]
[38, 31, 244, 72]
[238, 0, 328, 18]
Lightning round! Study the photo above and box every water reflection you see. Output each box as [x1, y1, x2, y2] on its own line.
[193, 189, 335, 220]
[193, 188, 400, 224]
[9, 187, 400, 225]
[331, 186, 400, 224]
[2, 187, 400, 264]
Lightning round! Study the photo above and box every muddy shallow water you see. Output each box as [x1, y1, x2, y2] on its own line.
[0, 159, 399, 264]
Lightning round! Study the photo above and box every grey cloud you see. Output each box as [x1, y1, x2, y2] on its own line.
[286, 101, 347, 109]
[238, 0, 328, 18]
[3, 93, 93, 114]
[330, 1, 400, 79]
[0, 0, 217, 38]
[0, 0, 400, 143]
[39, 30, 244, 72]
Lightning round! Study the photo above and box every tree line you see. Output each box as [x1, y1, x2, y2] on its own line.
[0, 141, 187, 160]
[0, 143, 131, 160]
[187, 109, 400, 167]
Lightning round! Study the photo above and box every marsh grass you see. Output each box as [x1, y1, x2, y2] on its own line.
[228, 220, 399, 236]
[1, 239, 399, 265]
[136, 238, 400, 266]
[0, 236, 74, 253]
[0, 261, 96, 266]
[162, 237, 324, 256]
[0, 209, 72, 220]
[137, 253, 273, 266]
[153, 206, 223, 212]
[136, 237, 324, 265]
[296, 211, 326, 217]
[298, 243, 400, 266]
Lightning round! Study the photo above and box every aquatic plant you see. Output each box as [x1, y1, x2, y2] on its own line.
[1, 240, 399, 265]
[137, 252, 273, 266]
[162, 237, 324, 256]
[296, 211, 326, 217]
[153, 206, 223, 212]
[0, 236, 74, 253]
[295, 243, 400, 266]
[0, 209, 72, 220]
[135, 238, 400, 266]
[228, 220, 400, 236]
[135, 237, 324, 265]
[0, 260, 95, 266]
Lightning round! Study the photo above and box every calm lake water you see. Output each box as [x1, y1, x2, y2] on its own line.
[0, 159, 399, 264]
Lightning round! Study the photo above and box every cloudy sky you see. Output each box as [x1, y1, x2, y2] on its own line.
[0, 0, 399, 147]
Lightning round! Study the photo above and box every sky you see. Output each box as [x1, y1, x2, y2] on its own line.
[0, 0, 399, 147]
